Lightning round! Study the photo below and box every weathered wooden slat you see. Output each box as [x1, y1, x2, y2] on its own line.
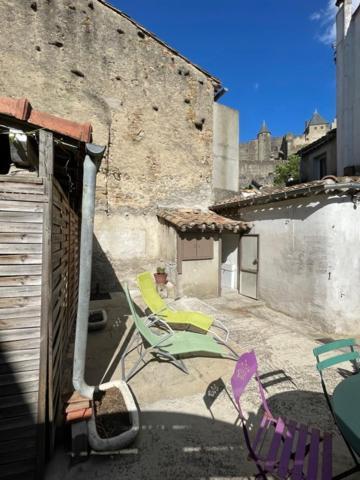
[0, 305, 40, 320]
[0, 200, 44, 213]
[0, 358, 39, 375]
[0, 316, 41, 330]
[0, 244, 42, 254]
[0, 328, 40, 342]
[0, 233, 42, 244]
[0, 222, 42, 234]
[0, 192, 47, 203]
[0, 337, 40, 352]
[0, 285, 41, 298]
[0, 296, 41, 309]
[0, 370, 39, 386]
[0, 176, 43, 185]
[0, 254, 42, 265]
[0, 275, 41, 287]
[0, 181, 45, 195]
[0, 459, 36, 479]
[0, 415, 36, 440]
[0, 211, 43, 223]
[0, 389, 38, 408]
[52, 233, 70, 243]
[0, 349, 40, 365]
[0, 437, 36, 464]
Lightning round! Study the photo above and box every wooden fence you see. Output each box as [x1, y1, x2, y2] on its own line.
[0, 174, 80, 479]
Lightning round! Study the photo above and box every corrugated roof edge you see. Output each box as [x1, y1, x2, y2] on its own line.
[97, 0, 222, 90]
[210, 177, 360, 211]
[0, 97, 92, 142]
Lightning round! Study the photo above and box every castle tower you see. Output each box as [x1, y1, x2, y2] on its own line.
[257, 121, 271, 162]
[304, 110, 330, 142]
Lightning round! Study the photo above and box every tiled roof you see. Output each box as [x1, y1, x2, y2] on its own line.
[157, 208, 250, 233]
[211, 176, 360, 211]
[307, 110, 328, 127]
[0, 97, 92, 142]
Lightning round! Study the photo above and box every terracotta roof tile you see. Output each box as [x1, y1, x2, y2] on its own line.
[0, 97, 92, 142]
[157, 208, 250, 233]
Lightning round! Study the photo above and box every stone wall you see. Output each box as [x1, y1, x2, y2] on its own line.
[0, 0, 220, 290]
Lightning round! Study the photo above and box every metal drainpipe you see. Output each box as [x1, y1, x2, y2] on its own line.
[73, 143, 106, 399]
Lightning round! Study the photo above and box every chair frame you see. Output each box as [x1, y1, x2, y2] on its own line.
[137, 271, 230, 341]
[231, 350, 333, 479]
[313, 338, 360, 479]
[121, 285, 238, 382]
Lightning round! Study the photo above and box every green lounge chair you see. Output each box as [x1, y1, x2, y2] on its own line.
[137, 271, 229, 341]
[121, 285, 237, 381]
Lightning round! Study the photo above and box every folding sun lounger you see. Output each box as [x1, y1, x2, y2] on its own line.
[137, 271, 229, 341]
[121, 285, 238, 381]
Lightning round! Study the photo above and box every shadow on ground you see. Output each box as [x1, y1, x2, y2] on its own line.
[46, 378, 357, 480]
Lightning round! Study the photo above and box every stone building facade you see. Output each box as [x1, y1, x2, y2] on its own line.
[238, 112, 332, 187]
[0, 0, 226, 293]
[336, 0, 360, 176]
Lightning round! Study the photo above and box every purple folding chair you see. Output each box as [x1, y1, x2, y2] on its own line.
[231, 351, 333, 479]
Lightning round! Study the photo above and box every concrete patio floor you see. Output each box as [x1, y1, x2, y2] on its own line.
[46, 291, 358, 479]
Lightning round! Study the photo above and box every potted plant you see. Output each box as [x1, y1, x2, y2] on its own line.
[154, 266, 167, 284]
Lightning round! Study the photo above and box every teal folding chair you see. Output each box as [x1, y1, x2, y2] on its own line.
[313, 338, 360, 479]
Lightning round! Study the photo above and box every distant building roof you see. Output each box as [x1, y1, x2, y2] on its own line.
[307, 110, 329, 127]
[157, 208, 250, 233]
[0, 96, 92, 142]
[259, 121, 270, 134]
[211, 176, 360, 211]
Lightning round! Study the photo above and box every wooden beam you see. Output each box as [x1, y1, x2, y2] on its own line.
[38, 129, 53, 476]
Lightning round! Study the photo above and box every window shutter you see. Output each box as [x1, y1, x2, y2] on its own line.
[196, 236, 213, 259]
[182, 236, 198, 260]
[180, 234, 213, 261]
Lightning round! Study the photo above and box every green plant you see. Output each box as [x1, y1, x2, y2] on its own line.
[273, 154, 301, 187]
[156, 266, 166, 274]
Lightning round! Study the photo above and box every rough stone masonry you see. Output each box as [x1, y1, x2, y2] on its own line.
[0, 0, 222, 290]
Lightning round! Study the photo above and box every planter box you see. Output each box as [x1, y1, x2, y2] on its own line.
[88, 380, 139, 453]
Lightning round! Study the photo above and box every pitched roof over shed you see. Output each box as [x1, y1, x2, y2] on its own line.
[211, 176, 360, 211]
[157, 208, 250, 233]
[0, 96, 92, 142]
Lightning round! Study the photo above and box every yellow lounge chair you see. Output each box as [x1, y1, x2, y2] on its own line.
[137, 271, 229, 341]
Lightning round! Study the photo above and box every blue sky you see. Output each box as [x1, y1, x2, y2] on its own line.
[111, 0, 340, 141]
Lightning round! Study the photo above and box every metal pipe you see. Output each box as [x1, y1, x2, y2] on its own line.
[73, 143, 106, 399]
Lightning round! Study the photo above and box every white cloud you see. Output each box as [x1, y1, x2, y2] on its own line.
[310, 0, 360, 45]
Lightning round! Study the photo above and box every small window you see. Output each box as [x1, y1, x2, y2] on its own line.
[180, 234, 213, 261]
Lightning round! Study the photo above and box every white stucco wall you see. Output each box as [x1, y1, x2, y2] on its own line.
[336, 1, 360, 174]
[240, 194, 360, 334]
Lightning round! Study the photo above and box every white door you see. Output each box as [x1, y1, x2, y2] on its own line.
[239, 235, 259, 299]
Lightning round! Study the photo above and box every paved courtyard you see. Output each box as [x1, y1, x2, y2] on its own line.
[46, 291, 358, 479]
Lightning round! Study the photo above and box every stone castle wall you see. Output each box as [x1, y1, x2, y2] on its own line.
[0, 0, 219, 289]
